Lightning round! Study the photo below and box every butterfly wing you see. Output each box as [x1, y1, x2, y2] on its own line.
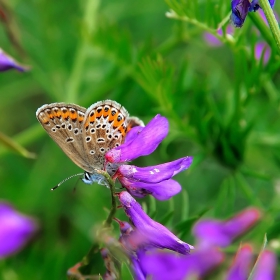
[36, 103, 93, 172]
[82, 100, 130, 172]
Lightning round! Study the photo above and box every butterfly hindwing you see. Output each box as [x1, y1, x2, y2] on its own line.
[82, 100, 130, 171]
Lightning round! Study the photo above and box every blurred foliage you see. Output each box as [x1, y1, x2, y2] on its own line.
[1, 0, 280, 279]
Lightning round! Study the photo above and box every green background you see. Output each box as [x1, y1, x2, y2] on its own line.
[0, 0, 280, 278]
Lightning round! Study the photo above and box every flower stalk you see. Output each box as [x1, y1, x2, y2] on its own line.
[258, 0, 280, 53]
[94, 169, 117, 228]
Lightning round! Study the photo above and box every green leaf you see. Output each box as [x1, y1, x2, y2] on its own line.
[120, 262, 134, 280]
[0, 131, 36, 159]
[248, 234, 268, 280]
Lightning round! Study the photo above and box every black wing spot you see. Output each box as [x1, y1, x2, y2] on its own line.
[66, 137, 74, 143]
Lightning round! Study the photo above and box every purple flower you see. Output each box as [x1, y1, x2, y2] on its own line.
[106, 114, 168, 163]
[115, 157, 192, 200]
[0, 202, 37, 259]
[204, 26, 234, 47]
[255, 42, 271, 64]
[0, 48, 28, 72]
[252, 250, 276, 280]
[226, 244, 253, 280]
[138, 247, 224, 280]
[231, 0, 276, 27]
[105, 115, 192, 200]
[231, 0, 251, 27]
[249, 0, 275, 12]
[193, 208, 261, 247]
[117, 191, 194, 255]
[116, 157, 192, 183]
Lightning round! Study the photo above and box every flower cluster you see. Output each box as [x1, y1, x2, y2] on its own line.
[106, 114, 193, 200]
[231, 0, 275, 27]
[99, 113, 277, 279]
[114, 203, 275, 280]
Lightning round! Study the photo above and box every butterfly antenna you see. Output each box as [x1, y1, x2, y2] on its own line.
[51, 173, 84, 191]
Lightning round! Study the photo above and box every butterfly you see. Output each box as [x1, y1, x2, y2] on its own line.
[36, 100, 143, 186]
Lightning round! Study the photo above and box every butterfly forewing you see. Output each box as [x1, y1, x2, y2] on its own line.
[82, 100, 130, 172]
[36, 103, 93, 172]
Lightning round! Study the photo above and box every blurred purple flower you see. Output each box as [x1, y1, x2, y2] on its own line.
[226, 244, 253, 280]
[117, 191, 194, 254]
[255, 42, 271, 64]
[193, 208, 261, 247]
[106, 115, 192, 200]
[252, 250, 277, 280]
[0, 48, 28, 72]
[138, 247, 224, 280]
[204, 26, 234, 47]
[0, 202, 37, 259]
[231, 0, 276, 27]
[231, 0, 251, 27]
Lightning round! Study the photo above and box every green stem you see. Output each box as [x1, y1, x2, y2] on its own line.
[248, 12, 274, 46]
[66, 0, 100, 103]
[259, 0, 280, 53]
[95, 170, 117, 228]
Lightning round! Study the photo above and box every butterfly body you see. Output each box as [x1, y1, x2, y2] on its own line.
[36, 100, 143, 185]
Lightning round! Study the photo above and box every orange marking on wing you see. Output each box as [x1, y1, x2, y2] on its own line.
[56, 109, 62, 118]
[41, 115, 50, 124]
[103, 108, 110, 118]
[118, 125, 126, 136]
[108, 111, 115, 122]
[62, 110, 70, 120]
[47, 112, 54, 119]
[70, 111, 78, 120]
[84, 120, 89, 130]
[109, 114, 115, 122]
[89, 113, 96, 123]
[113, 118, 124, 128]
[96, 109, 103, 119]
[78, 114, 84, 122]
[52, 110, 58, 118]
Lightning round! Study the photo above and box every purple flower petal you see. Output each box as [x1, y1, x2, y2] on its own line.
[249, 0, 260, 12]
[125, 126, 144, 144]
[204, 33, 223, 47]
[0, 49, 28, 72]
[226, 244, 253, 280]
[131, 255, 146, 280]
[117, 156, 192, 184]
[255, 42, 271, 64]
[119, 177, 182, 200]
[0, 202, 37, 259]
[118, 191, 193, 254]
[193, 208, 261, 247]
[138, 247, 224, 280]
[231, 0, 250, 27]
[269, 0, 276, 7]
[106, 115, 168, 163]
[252, 250, 276, 280]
